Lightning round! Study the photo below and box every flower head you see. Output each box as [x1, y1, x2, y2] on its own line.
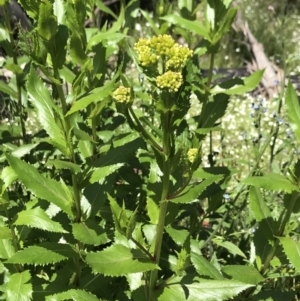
[112, 86, 131, 103]
[156, 71, 183, 92]
[134, 35, 193, 71]
[187, 148, 198, 163]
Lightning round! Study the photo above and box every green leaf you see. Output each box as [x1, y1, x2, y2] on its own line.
[72, 221, 109, 245]
[46, 159, 81, 174]
[6, 155, 74, 217]
[213, 238, 246, 258]
[140, 9, 160, 35]
[6, 244, 76, 265]
[95, 0, 117, 19]
[221, 265, 264, 285]
[213, 7, 237, 44]
[243, 173, 299, 193]
[249, 186, 275, 239]
[14, 207, 67, 233]
[279, 237, 300, 272]
[90, 164, 124, 184]
[146, 196, 159, 224]
[6, 270, 32, 301]
[69, 32, 87, 65]
[52, 25, 69, 69]
[286, 81, 300, 144]
[161, 14, 211, 41]
[166, 227, 189, 247]
[38, 0, 57, 40]
[0, 81, 18, 99]
[191, 252, 224, 280]
[1, 166, 17, 193]
[158, 280, 253, 301]
[85, 244, 158, 276]
[27, 67, 68, 155]
[87, 32, 127, 50]
[211, 70, 264, 95]
[171, 174, 224, 203]
[66, 81, 114, 116]
[0, 226, 11, 239]
[46, 289, 99, 301]
[0, 239, 15, 259]
[93, 137, 144, 167]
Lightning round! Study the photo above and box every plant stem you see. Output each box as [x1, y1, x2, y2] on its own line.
[52, 58, 82, 222]
[3, 3, 27, 145]
[128, 106, 163, 152]
[148, 110, 172, 300]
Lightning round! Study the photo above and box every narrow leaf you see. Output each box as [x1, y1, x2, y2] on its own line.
[14, 207, 67, 233]
[85, 244, 158, 276]
[279, 237, 300, 272]
[90, 164, 124, 183]
[27, 67, 68, 154]
[286, 81, 300, 143]
[171, 174, 224, 203]
[243, 173, 299, 193]
[249, 186, 275, 239]
[72, 221, 109, 245]
[213, 239, 246, 258]
[161, 14, 211, 41]
[191, 252, 224, 280]
[158, 280, 253, 301]
[211, 70, 264, 95]
[38, 0, 57, 40]
[0, 81, 17, 98]
[6, 246, 69, 265]
[6, 155, 74, 217]
[66, 82, 114, 116]
[221, 265, 264, 285]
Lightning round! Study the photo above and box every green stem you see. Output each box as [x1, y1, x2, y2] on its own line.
[131, 237, 155, 260]
[52, 57, 81, 222]
[3, 3, 27, 145]
[148, 110, 172, 300]
[128, 106, 163, 152]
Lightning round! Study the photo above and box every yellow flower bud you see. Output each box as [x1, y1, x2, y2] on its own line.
[187, 148, 198, 163]
[112, 86, 131, 103]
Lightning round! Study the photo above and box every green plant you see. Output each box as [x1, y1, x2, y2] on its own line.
[0, 0, 300, 301]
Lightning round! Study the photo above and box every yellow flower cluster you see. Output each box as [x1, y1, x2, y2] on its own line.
[187, 148, 198, 164]
[134, 35, 193, 71]
[134, 38, 160, 66]
[166, 44, 193, 70]
[112, 86, 131, 103]
[156, 71, 183, 92]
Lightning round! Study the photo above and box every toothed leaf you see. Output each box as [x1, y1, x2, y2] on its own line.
[158, 280, 253, 301]
[279, 237, 300, 272]
[85, 244, 158, 276]
[6, 244, 77, 265]
[14, 207, 67, 233]
[46, 289, 99, 301]
[6, 270, 32, 301]
[6, 155, 74, 217]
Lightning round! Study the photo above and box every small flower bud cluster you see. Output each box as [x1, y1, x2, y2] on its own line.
[166, 44, 193, 70]
[187, 148, 198, 163]
[134, 38, 160, 66]
[156, 71, 183, 92]
[134, 35, 193, 72]
[112, 86, 131, 103]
